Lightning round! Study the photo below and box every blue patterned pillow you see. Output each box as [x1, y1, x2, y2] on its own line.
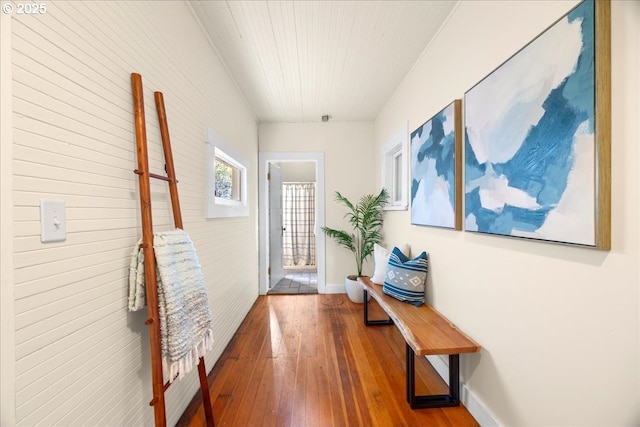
[382, 247, 428, 306]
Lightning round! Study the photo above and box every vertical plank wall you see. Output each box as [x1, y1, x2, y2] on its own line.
[9, 1, 259, 425]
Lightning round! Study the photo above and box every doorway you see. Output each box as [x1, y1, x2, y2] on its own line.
[270, 176, 317, 295]
[258, 152, 326, 295]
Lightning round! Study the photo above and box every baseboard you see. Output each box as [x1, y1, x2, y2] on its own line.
[323, 284, 346, 294]
[426, 355, 500, 427]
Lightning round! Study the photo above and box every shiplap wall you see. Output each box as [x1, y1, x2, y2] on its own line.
[9, 1, 258, 425]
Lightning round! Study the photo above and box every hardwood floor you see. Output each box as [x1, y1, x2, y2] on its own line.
[177, 294, 479, 427]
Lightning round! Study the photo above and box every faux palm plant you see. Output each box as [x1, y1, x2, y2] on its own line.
[321, 188, 389, 279]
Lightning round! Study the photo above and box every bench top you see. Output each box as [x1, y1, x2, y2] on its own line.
[359, 277, 481, 357]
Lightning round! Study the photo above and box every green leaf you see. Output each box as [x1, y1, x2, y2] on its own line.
[322, 188, 389, 277]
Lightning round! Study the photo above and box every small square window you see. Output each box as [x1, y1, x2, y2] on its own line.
[382, 122, 408, 211]
[206, 129, 248, 218]
[214, 150, 242, 204]
[393, 150, 403, 203]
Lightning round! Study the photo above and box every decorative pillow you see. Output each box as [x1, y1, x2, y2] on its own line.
[382, 247, 428, 306]
[372, 243, 410, 284]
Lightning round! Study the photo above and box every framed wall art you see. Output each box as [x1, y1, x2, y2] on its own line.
[464, 0, 610, 249]
[411, 99, 462, 230]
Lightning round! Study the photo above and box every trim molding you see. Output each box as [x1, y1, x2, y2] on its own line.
[324, 284, 346, 294]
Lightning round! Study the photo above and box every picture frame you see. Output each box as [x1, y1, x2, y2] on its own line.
[463, 0, 610, 249]
[410, 99, 462, 230]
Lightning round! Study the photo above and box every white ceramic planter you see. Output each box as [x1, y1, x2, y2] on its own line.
[345, 276, 370, 303]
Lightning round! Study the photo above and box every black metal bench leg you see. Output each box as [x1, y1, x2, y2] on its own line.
[406, 344, 461, 409]
[406, 343, 415, 404]
[363, 289, 393, 326]
[449, 354, 460, 404]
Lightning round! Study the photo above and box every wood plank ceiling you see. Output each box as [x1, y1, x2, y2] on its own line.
[191, 1, 457, 123]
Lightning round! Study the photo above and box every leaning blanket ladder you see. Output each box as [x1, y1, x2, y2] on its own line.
[131, 72, 215, 427]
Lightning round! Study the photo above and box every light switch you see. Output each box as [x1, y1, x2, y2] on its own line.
[40, 199, 66, 243]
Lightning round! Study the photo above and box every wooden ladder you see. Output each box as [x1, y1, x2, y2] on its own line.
[131, 72, 215, 427]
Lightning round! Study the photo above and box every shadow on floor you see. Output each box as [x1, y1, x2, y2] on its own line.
[268, 268, 318, 295]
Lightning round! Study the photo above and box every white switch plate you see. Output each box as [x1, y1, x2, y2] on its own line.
[40, 199, 66, 243]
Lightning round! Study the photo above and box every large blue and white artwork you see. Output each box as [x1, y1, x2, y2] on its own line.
[411, 100, 461, 229]
[464, 0, 603, 246]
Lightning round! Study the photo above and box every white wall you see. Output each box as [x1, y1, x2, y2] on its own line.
[2, 2, 259, 426]
[279, 161, 316, 182]
[259, 122, 377, 287]
[375, 1, 639, 426]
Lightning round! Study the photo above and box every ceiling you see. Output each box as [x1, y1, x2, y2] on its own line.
[191, 1, 457, 123]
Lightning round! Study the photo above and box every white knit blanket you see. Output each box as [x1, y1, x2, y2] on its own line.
[128, 229, 214, 382]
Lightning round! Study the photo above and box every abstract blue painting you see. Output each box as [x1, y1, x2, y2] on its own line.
[411, 100, 462, 229]
[464, 0, 610, 247]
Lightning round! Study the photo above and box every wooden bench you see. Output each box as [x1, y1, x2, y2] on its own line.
[358, 276, 481, 409]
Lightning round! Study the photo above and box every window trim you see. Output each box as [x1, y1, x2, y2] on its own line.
[206, 129, 248, 218]
[214, 148, 242, 204]
[381, 122, 408, 211]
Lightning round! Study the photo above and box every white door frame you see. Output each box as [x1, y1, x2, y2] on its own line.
[258, 152, 325, 295]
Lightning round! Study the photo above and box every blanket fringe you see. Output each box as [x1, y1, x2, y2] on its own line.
[163, 329, 215, 383]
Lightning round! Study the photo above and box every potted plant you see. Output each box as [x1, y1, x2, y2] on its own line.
[322, 188, 389, 303]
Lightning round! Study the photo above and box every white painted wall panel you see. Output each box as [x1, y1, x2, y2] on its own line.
[9, 1, 259, 426]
